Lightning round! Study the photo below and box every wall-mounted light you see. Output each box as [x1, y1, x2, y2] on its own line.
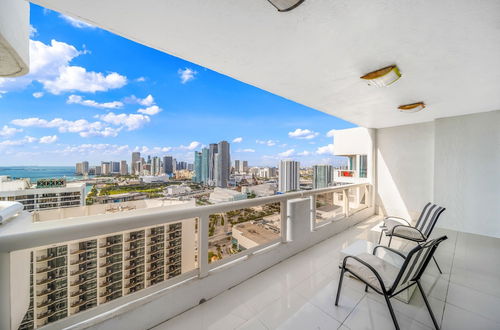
[360, 65, 401, 87]
[267, 0, 305, 12]
[398, 102, 426, 113]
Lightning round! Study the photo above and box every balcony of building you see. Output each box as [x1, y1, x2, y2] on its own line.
[1, 0, 499, 329]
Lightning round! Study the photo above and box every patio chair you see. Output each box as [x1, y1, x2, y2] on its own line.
[335, 236, 448, 330]
[378, 203, 446, 273]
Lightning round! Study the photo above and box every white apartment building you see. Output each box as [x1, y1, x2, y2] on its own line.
[0, 177, 85, 212]
[278, 160, 299, 193]
[241, 183, 276, 197]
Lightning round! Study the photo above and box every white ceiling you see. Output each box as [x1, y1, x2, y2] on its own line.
[32, 0, 500, 128]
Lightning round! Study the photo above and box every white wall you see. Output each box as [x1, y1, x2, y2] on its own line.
[376, 122, 435, 221]
[434, 110, 500, 237]
[0, 0, 29, 76]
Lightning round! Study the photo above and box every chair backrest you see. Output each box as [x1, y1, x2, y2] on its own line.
[415, 203, 446, 239]
[390, 236, 448, 293]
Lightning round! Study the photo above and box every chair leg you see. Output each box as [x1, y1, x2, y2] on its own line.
[378, 230, 384, 244]
[365, 284, 369, 292]
[417, 280, 440, 330]
[432, 256, 443, 274]
[388, 235, 393, 247]
[383, 294, 400, 330]
[335, 268, 346, 306]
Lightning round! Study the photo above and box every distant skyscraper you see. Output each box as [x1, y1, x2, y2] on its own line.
[75, 162, 83, 175]
[208, 143, 218, 186]
[111, 161, 120, 174]
[313, 165, 334, 189]
[278, 160, 300, 192]
[201, 148, 209, 184]
[242, 160, 248, 173]
[120, 160, 129, 175]
[152, 156, 161, 176]
[187, 163, 194, 171]
[235, 160, 241, 173]
[216, 140, 230, 188]
[101, 162, 111, 175]
[194, 151, 202, 183]
[177, 161, 187, 170]
[131, 152, 140, 174]
[82, 161, 89, 175]
[163, 156, 173, 175]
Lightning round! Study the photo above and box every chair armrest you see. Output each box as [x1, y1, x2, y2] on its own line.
[384, 216, 411, 226]
[391, 225, 426, 241]
[372, 245, 406, 260]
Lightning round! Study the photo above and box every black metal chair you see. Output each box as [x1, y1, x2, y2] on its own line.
[335, 236, 447, 330]
[379, 203, 446, 273]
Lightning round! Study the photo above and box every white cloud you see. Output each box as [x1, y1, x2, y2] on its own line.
[237, 148, 255, 153]
[0, 125, 23, 138]
[256, 139, 277, 146]
[39, 135, 58, 144]
[0, 39, 127, 95]
[59, 14, 96, 29]
[178, 68, 197, 84]
[316, 144, 335, 155]
[135, 77, 146, 82]
[232, 137, 243, 143]
[137, 105, 162, 115]
[32, 92, 44, 98]
[29, 25, 38, 38]
[297, 150, 311, 156]
[279, 149, 295, 157]
[44, 66, 127, 94]
[179, 141, 201, 150]
[67, 94, 123, 109]
[326, 129, 336, 138]
[125, 94, 155, 106]
[98, 112, 151, 131]
[0, 136, 37, 147]
[288, 128, 319, 140]
[11, 117, 121, 138]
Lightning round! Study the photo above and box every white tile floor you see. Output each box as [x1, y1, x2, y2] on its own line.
[152, 216, 500, 330]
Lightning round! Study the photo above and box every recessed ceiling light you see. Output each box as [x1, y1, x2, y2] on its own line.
[267, 0, 305, 12]
[360, 65, 401, 87]
[398, 102, 426, 113]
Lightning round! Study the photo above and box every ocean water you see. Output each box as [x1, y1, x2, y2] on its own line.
[0, 166, 84, 182]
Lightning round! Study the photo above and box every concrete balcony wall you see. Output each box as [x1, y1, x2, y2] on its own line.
[375, 110, 499, 238]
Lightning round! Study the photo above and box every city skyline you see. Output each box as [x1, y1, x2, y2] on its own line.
[0, 4, 354, 167]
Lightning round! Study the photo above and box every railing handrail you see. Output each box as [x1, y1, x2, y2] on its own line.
[0, 183, 367, 253]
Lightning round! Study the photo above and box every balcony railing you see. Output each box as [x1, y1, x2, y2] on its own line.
[0, 183, 373, 330]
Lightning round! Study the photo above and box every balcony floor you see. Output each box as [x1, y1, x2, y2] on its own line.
[152, 216, 500, 330]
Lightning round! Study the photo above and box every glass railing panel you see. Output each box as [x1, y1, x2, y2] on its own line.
[348, 185, 369, 214]
[314, 191, 346, 223]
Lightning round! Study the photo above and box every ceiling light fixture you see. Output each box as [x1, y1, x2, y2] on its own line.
[267, 0, 305, 12]
[360, 65, 401, 87]
[398, 102, 426, 113]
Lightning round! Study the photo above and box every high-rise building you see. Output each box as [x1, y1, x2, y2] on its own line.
[101, 162, 111, 175]
[235, 160, 240, 173]
[278, 160, 300, 193]
[177, 161, 187, 170]
[187, 163, 194, 171]
[75, 162, 83, 175]
[82, 161, 89, 175]
[163, 156, 173, 175]
[111, 161, 121, 174]
[242, 160, 248, 173]
[201, 148, 209, 184]
[131, 152, 140, 174]
[120, 160, 129, 175]
[152, 156, 161, 176]
[313, 165, 334, 189]
[208, 143, 218, 185]
[0, 177, 85, 211]
[216, 141, 230, 188]
[194, 151, 202, 183]
[172, 158, 177, 172]
[95, 166, 102, 175]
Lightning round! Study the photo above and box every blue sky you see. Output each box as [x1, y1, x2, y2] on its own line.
[0, 4, 355, 167]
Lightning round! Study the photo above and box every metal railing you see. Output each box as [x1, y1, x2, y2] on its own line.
[1, 183, 372, 330]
